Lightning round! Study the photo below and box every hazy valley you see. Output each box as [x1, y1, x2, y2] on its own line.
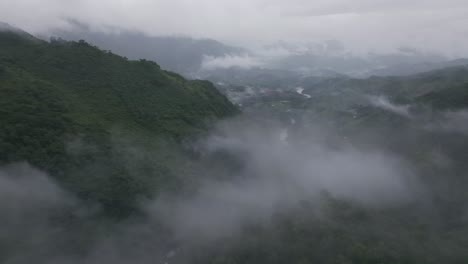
[1, 8, 468, 264]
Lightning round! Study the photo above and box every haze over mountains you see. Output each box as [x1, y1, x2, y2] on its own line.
[46, 21, 468, 81]
[49, 21, 246, 76]
[2, 1, 468, 263]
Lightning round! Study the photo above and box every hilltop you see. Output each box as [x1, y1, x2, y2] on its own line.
[0, 28, 238, 215]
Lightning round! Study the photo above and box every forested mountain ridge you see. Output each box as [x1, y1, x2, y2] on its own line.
[0, 27, 238, 215]
[2, 24, 468, 264]
[0, 29, 237, 134]
[50, 20, 246, 75]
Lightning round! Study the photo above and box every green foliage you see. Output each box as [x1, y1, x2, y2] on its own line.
[191, 196, 468, 264]
[2, 28, 468, 263]
[0, 66, 70, 172]
[190, 66, 468, 264]
[0, 30, 238, 215]
[417, 83, 468, 109]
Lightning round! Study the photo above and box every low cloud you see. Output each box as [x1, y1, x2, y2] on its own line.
[150, 117, 421, 241]
[0, 163, 80, 264]
[0, 115, 446, 262]
[201, 55, 264, 70]
[426, 110, 468, 135]
[0, 163, 74, 219]
[369, 95, 412, 117]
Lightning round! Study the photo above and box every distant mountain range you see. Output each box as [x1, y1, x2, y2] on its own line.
[365, 58, 468, 77]
[49, 20, 246, 75]
[44, 21, 468, 82]
[3, 22, 468, 264]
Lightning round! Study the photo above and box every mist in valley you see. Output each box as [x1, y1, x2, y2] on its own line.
[1, 0, 468, 263]
[2, 102, 467, 263]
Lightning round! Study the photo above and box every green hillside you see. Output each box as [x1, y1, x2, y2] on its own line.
[0, 29, 238, 215]
[3, 26, 468, 264]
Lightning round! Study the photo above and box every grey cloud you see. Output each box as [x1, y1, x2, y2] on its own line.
[0, 163, 73, 218]
[369, 96, 412, 118]
[201, 55, 264, 70]
[426, 110, 468, 135]
[278, 0, 468, 17]
[1, 0, 468, 56]
[149, 118, 421, 242]
[0, 163, 79, 264]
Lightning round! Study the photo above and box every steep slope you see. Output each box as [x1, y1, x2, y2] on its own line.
[0, 29, 238, 215]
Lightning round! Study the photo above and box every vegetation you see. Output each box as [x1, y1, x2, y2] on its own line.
[0, 29, 237, 216]
[202, 66, 468, 264]
[2, 27, 468, 263]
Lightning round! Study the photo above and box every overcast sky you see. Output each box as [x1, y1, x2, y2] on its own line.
[1, 0, 468, 56]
